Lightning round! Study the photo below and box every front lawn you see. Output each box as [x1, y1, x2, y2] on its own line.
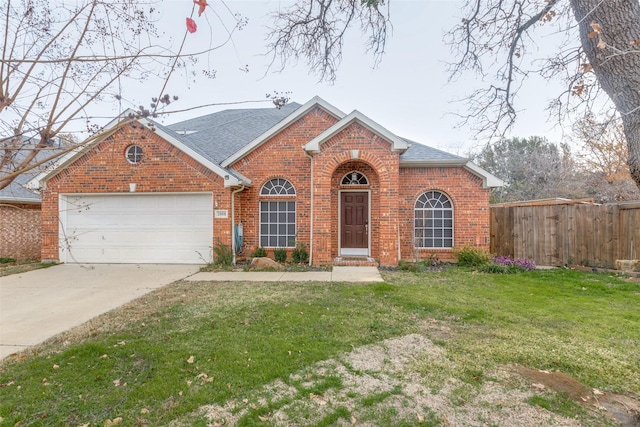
[1, 268, 638, 426]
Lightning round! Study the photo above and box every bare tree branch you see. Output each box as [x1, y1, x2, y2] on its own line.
[0, 0, 248, 191]
[265, 0, 390, 82]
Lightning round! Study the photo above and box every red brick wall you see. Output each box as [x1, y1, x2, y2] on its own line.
[231, 107, 491, 267]
[232, 107, 339, 258]
[40, 123, 229, 262]
[0, 203, 41, 261]
[398, 167, 491, 262]
[313, 125, 400, 266]
[39, 111, 493, 266]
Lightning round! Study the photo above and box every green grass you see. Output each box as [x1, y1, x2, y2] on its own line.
[0, 268, 638, 426]
[0, 261, 56, 277]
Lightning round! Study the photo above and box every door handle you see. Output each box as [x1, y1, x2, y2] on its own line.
[365, 222, 368, 234]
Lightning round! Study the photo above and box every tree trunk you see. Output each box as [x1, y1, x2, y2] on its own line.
[570, 0, 640, 191]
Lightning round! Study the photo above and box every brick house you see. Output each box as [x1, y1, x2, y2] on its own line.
[0, 155, 44, 261]
[30, 97, 502, 266]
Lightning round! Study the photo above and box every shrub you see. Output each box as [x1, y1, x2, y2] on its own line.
[291, 242, 309, 264]
[399, 254, 442, 272]
[213, 240, 233, 267]
[252, 246, 267, 258]
[478, 263, 515, 274]
[425, 253, 441, 267]
[477, 256, 536, 274]
[454, 245, 491, 267]
[273, 247, 287, 263]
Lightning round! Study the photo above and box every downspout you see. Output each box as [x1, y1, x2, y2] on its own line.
[231, 183, 246, 266]
[305, 152, 314, 266]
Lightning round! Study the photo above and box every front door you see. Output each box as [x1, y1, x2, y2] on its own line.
[340, 192, 369, 256]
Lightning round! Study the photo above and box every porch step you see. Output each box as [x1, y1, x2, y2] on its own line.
[332, 257, 379, 267]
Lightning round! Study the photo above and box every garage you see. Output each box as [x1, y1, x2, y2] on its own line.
[59, 193, 213, 264]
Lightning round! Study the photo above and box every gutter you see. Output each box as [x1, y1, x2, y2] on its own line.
[231, 184, 246, 266]
[399, 159, 504, 189]
[305, 152, 314, 266]
[0, 198, 42, 205]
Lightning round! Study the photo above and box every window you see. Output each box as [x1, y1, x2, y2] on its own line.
[125, 145, 143, 164]
[260, 179, 296, 247]
[414, 191, 453, 248]
[341, 171, 368, 186]
[260, 178, 295, 195]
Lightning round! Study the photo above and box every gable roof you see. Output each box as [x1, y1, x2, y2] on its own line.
[218, 96, 346, 167]
[303, 110, 409, 154]
[167, 102, 303, 165]
[29, 110, 247, 189]
[399, 138, 503, 188]
[28, 97, 503, 190]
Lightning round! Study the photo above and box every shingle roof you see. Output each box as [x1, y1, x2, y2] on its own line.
[167, 103, 301, 164]
[166, 103, 467, 166]
[399, 138, 467, 163]
[1, 148, 62, 203]
[0, 171, 40, 202]
[28, 98, 502, 191]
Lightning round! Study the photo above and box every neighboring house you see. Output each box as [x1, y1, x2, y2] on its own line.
[0, 157, 43, 261]
[29, 97, 502, 266]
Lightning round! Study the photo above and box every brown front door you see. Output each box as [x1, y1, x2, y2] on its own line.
[341, 192, 368, 252]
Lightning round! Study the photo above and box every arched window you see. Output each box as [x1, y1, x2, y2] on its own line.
[414, 191, 453, 248]
[260, 179, 296, 247]
[260, 178, 295, 196]
[341, 171, 368, 186]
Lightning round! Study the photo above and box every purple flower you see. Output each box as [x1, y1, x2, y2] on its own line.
[493, 255, 536, 271]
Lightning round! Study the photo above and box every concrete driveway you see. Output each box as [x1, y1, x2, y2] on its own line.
[0, 264, 199, 360]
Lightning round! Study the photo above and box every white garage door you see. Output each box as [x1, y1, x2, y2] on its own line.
[59, 193, 213, 264]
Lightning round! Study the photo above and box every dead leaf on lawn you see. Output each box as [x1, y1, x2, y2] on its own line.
[104, 417, 123, 427]
[197, 372, 214, 382]
[187, 355, 195, 364]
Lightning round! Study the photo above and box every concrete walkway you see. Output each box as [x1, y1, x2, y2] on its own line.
[186, 266, 384, 282]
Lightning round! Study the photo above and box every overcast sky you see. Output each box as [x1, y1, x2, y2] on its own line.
[114, 0, 567, 157]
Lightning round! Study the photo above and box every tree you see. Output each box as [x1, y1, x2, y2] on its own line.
[473, 136, 584, 202]
[266, 0, 640, 191]
[266, 0, 391, 82]
[0, 0, 246, 191]
[572, 114, 640, 202]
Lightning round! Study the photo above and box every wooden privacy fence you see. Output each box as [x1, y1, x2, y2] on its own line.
[490, 199, 640, 267]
